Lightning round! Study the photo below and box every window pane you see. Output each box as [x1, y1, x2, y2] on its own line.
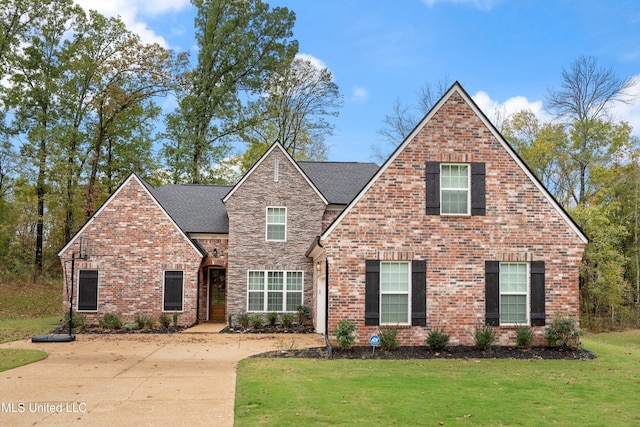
[381, 262, 409, 292]
[441, 190, 468, 214]
[268, 272, 283, 290]
[500, 264, 527, 293]
[248, 292, 264, 311]
[267, 207, 286, 240]
[500, 295, 527, 323]
[248, 272, 264, 291]
[381, 294, 409, 324]
[267, 292, 283, 311]
[286, 292, 302, 311]
[267, 224, 285, 240]
[441, 165, 469, 214]
[287, 272, 303, 291]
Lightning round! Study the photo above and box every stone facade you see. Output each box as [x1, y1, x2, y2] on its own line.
[224, 146, 327, 318]
[320, 88, 586, 346]
[59, 175, 202, 326]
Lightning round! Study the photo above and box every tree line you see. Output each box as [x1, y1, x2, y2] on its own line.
[0, 0, 341, 280]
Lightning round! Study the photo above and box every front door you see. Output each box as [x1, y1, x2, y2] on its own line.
[209, 268, 226, 322]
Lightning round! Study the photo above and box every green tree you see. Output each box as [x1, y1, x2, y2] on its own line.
[162, 0, 297, 184]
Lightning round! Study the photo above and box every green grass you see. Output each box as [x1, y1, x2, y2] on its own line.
[0, 316, 62, 344]
[235, 330, 640, 426]
[0, 348, 48, 372]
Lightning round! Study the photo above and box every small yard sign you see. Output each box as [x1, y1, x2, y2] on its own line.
[370, 334, 380, 354]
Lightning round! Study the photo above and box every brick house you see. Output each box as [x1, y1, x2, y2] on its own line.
[59, 82, 586, 345]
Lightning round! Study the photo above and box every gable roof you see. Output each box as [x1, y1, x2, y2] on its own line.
[152, 184, 232, 234]
[58, 173, 205, 257]
[320, 81, 588, 244]
[299, 161, 379, 205]
[222, 141, 329, 204]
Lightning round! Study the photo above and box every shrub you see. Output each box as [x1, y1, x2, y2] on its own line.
[267, 312, 278, 326]
[172, 312, 179, 328]
[99, 313, 122, 330]
[515, 325, 534, 348]
[250, 314, 263, 329]
[379, 326, 399, 351]
[228, 314, 233, 328]
[545, 312, 581, 348]
[426, 328, 450, 352]
[237, 313, 250, 328]
[159, 313, 171, 328]
[135, 315, 154, 329]
[63, 311, 86, 329]
[474, 324, 496, 350]
[335, 319, 356, 349]
[281, 313, 294, 328]
[297, 305, 312, 325]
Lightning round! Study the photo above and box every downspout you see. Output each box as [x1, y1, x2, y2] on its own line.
[325, 257, 332, 358]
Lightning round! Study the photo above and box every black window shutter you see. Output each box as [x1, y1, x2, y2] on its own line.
[425, 162, 440, 215]
[485, 261, 500, 326]
[364, 260, 380, 326]
[471, 162, 486, 216]
[411, 260, 427, 326]
[530, 261, 546, 326]
[164, 271, 184, 311]
[78, 270, 98, 311]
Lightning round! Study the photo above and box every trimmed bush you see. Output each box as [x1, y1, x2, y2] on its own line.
[99, 313, 122, 330]
[159, 313, 171, 328]
[379, 326, 399, 350]
[63, 311, 87, 329]
[426, 328, 450, 352]
[297, 305, 312, 325]
[135, 315, 154, 329]
[172, 312, 179, 328]
[335, 319, 356, 349]
[515, 325, 534, 348]
[250, 314, 263, 329]
[281, 313, 294, 328]
[237, 313, 250, 328]
[474, 324, 496, 350]
[545, 312, 581, 348]
[267, 312, 278, 326]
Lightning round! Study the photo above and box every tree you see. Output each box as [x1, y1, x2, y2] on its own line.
[374, 77, 451, 163]
[162, 0, 297, 184]
[5, 0, 82, 279]
[546, 55, 637, 206]
[240, 57, 342, 167]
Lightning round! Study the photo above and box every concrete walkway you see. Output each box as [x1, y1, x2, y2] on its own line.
[0, 332, 325, 426]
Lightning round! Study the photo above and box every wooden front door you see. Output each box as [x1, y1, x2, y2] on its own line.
[209, 268, 226, 322]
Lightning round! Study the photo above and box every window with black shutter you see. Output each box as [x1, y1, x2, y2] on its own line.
[485, 261, 546, 326]
[164, 271, 184, 311]
[426, 162, 485, 216]
[77, 270, 98, 311]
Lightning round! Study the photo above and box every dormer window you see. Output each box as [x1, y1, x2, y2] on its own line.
[266, 207, 286, 241]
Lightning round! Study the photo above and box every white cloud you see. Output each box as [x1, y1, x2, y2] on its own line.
[74, 0, 191, 47]
[472, 80, 640, 138]
[351, 87, 369, 102]
[295, 53, 327, 70]
[422, 0, 502, 11]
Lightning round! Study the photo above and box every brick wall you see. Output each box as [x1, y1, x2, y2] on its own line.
[225, 147, 326, 319]
[59, 175, 203, 327]
[323, 91, 586, 346]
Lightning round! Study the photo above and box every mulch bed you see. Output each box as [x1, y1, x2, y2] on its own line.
[252, 345, 596, 360]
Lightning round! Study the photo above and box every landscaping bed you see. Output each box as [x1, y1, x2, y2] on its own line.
[252, 344, 595, 360]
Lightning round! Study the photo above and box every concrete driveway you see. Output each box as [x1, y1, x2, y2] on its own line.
[0, 331, 325, 426]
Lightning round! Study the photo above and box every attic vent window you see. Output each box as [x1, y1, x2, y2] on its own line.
[274, 159, 280, 182]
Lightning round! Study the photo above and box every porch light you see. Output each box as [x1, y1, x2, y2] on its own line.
[213, 248, 218, 257]
[316, 261, 321, 271]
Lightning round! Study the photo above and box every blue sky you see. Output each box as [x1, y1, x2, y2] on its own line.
[77, 0, 640, 162]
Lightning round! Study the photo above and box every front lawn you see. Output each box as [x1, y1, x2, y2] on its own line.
[235, 330, 640, 426]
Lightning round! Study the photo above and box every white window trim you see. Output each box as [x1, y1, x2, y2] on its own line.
[499, 262, 530, 325]
[440, 163, 471, 216]
[379, 261, 411, 326]
[265, 206, 287, 242]
[246, 270, 304, 312]
[162, 270, 185, 313]
[76, 269, 99, 312]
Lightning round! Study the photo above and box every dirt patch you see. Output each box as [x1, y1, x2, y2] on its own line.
[252, 345, 595, 360]
[221, 324, 315, 334]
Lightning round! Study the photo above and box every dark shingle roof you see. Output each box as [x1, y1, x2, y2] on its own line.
[152, 184, 232, 234]
[299, 162, 379, 205]
[145, 161, 378, 234]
